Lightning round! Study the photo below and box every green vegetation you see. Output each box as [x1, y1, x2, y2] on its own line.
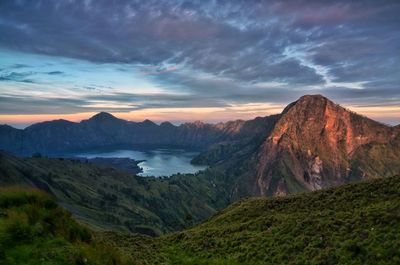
[1, 174, 400, 264]
[0, 187, 130, 265]
[103, 175, 400, 264]
[0, 152, 231, 235]
[350, 135, 400, 180]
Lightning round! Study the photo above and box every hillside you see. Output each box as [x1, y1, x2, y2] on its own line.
[1, 95, 399, 236]
[2, 176, 399, 264]
[105, 175, 400, 264]
[0, 187, 130, 265]
[0, 152, 231, 235]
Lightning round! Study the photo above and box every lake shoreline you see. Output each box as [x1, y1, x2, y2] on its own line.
[68, 148, 208, 177]
[74, 157, 144, 175]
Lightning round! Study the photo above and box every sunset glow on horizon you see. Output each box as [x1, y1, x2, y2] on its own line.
[1, 103, 399, 129]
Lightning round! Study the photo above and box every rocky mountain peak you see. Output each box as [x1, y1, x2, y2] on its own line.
[298, 94, 328, 102]
[282, 94, 332, 115]
[252, 94, 394, 196]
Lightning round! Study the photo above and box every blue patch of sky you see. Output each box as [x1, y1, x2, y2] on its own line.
[0, 48, 169, 96]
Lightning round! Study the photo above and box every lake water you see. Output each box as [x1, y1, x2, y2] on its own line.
[74, 149, 207, 177]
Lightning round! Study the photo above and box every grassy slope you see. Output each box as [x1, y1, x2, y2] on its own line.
[0, 152, 230, 236]
[1, 173, 399, 264]
[0, 187, 131, 265]
[105, 175, 400, 265]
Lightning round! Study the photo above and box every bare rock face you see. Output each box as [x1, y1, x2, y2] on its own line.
[308, 155, 323, 190]
[252, 95, 398, 196]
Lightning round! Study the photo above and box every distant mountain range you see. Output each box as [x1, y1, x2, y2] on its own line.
[1, 94, 399, 199]
[0, 110, 277, 155]
[0, 94, 399, 236]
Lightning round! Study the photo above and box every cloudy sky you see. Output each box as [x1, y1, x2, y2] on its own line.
[0, 0, 399, 127]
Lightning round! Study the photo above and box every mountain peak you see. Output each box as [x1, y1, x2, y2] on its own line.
[282, 94, 333, 114]
[89, 112, 118, 121]
[142, 119, 156, 126]
[160, 121, 174, 128]
[298, 94, 328, 102]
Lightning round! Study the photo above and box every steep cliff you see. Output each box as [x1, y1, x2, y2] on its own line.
[237, 95, 399, 196]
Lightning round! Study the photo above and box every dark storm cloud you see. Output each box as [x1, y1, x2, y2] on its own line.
[0, 0, 399, 114]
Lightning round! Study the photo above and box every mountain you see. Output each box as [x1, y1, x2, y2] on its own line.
[206, 95, 400, 198]
[255, 95, 397, 193]
[100, 175, 400, 264]
[1, 94, 399, 198]
[0, 112, 276, 155]
[0, 124, 23, 153]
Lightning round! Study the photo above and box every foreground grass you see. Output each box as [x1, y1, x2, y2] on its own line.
[1, 176, 400, 264]
[102, 175, 400, 264]
[0, 187, 131, 265]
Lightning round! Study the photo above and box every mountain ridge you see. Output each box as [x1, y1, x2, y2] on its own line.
[1, 95, 399, 199]
[3, 97, 397, 132]
[0, 94, 399, 237]
[197, 95, 400, 198]
[0, 109, 279, 155]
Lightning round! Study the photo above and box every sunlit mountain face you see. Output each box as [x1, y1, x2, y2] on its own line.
[0, 0, 399, 127]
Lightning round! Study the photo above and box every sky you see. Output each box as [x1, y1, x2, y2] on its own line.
[0, 0, 399, 128]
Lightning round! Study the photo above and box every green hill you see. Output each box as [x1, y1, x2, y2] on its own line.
[0, 152, 231, 235]
[0, 187, 130, 265]
[2, 175, 400, 264]
[103, 175, 400, 264]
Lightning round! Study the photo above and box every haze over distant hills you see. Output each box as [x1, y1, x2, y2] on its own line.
[0, 109, 278, 155]
[1, 95, 399, 200]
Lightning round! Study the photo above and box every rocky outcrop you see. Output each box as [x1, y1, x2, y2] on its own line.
[245, 95, 399, 196]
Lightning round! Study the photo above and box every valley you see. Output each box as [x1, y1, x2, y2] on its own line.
[0, 95, 399, 264]
[1, 1, 399, 263]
